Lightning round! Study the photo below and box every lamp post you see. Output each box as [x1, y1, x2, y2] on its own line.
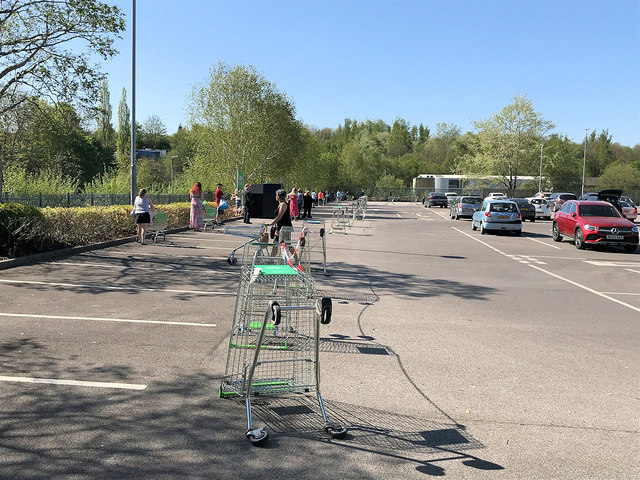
[171, 156, 177, 195]
[539, 144, 543, 193]
[130, 0, 137, 204]
[581, 129, 588, 196]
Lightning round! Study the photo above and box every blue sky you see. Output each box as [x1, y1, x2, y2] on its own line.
[99, 0, 640, 146]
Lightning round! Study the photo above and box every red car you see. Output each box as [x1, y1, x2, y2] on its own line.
[552, 200, 639, 252]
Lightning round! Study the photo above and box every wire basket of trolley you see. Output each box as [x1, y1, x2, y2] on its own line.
[219, 260, 345, 446]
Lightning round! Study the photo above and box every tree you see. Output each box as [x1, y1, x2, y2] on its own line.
[117, 88, 131, 167]
[386, 118, 413, 157]
[0, 0, 125, 198]
[188, 63, 303, 183]
[96, 79, 114, 147]
[141, 114, 167, 149]
[597, 163, 640, 191]
[472, 95, 555, 189]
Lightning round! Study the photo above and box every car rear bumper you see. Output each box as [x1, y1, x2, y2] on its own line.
[483, 220, 522, 231]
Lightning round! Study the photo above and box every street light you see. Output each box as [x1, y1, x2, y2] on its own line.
[581, 128, 588, 196]
[130, 0, 137, 204]
[171, 156, 177, 195]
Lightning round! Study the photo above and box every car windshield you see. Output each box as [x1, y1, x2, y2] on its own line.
[462, 197, 482, 203]
[579, 204, 621, 217]
[489, 203, 517, 213]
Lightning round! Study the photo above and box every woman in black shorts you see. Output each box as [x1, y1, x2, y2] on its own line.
[270, 188, 292, 241]
[133, 188, 155, 244]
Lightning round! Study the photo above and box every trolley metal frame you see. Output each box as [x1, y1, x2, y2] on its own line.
[220, 264, 346, 445]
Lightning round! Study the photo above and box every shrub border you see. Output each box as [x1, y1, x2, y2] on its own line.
[0, 226, 189, 271]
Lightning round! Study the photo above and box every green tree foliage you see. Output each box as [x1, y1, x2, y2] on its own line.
[96, 80, 115, 148]
[0, 99, 112, 189]
[0, 0, 125, 198]
[542, 135, 582, 192]
[471, 95, 555, 189]
[386, 118, 413, 157]
[188, 63, 303, 185]
[597, 163, 640, 191]
[116, 88, 131, 166]
[140, 114, 169, 149]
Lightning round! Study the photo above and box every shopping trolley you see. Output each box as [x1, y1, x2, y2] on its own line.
[148, 211, 168, 243]
[220, 264, 346, 446]
[216, 224, 266, 265]
[301, 220, 327, 275]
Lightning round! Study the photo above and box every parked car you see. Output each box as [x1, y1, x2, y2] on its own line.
[579, 192, 598, 200]
[485, 192, 507, 200]
[552, 200, 639, 252]
[444, 192, 458, 205]
[450, 196, 483, 220]
[529, 198, 551, 219]
[508, 198, 536, 222]
[549, 192, 578, 212]
[472, 200, 522, 235]
[423, 192, 448, 208]
[621, 195, 637, 208]
[620, 201, 638, 221]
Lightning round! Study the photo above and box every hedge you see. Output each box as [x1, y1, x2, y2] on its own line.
[0, 203, 239, 258]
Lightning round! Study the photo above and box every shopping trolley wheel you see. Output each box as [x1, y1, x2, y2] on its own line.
[324, 423, 347, 439]
[319, 297, 332, 325]
[246, 427, 269, 446]
[319, 228, 325, 237]
[271, 302, 282, 325]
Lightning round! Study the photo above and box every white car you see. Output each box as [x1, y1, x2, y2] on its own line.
[485, 192, 507, 200]
[529, 198, 551, 219]
[444, 192, 458, 205]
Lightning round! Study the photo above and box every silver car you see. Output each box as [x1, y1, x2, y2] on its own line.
[450, 196, 483, 220]
[472, 200, 522, 235]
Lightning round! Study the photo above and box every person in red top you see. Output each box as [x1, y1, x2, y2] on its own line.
[215, 183, 224, 225]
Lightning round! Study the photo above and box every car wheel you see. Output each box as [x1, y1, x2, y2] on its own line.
[530, 218, 535, 222]
[552, 222, 562, 242]
[514, 230, 522, 236]
[575, 229, 586, 250]
[623, 244, 637, 253]
[472, 221, 477, 231]
[480, 223, 486, 235]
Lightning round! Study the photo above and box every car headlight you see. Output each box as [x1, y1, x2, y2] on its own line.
[584, 224, 597, 231]
[632, 226, 639, 233]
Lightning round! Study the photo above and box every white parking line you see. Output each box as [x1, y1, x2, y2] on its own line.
[0, 375, 147, 390]
[599, 292, 640, 296]
[527, 265, 640, 314]
[0, 312, 217, 327]
[626, 269, 640, 274]
[526, 237, 561, 250]
[0, 279, 234, 296]
[452, 226, 640, 314]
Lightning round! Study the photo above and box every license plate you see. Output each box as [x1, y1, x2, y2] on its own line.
[497, 215, 509, 219]
[606, 235, 624, 240]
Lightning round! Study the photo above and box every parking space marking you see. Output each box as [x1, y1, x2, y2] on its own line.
[526, 237, 561, 250]
[0, 312, 217, 327]
[585, 261, 640, 267]
[626, 269, 640, 274]
[0, 375, 147, 390]
[453, 226, 640, 314]
[527, 265, 640, 314]
[599, 292, 640, 296]
[0, 279, 234, 296]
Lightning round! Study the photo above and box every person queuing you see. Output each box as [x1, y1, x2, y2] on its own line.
[215, 183, 224, 226]
[289, 187, 300, 221]
[189, 182, 204, 231]
[242, 183, 252, 224]
[302, 190, 313, 218]
[133, 188, 155, 244]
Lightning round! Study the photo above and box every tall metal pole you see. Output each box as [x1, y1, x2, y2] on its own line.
[539, 144, 543, 193]
[581, 129, 588, 196]
[130, 0, 137, 204]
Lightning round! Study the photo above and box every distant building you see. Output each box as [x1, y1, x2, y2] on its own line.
[412, 174, 540, 197]
[136, 149, 167, 160]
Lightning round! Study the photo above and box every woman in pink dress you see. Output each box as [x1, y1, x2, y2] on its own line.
[289, 187, 299, 221]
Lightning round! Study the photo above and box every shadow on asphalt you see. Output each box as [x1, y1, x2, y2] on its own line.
[0, 336, 503, 479]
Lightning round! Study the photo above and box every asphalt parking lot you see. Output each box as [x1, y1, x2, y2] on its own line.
[1, 202, 638, 479]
